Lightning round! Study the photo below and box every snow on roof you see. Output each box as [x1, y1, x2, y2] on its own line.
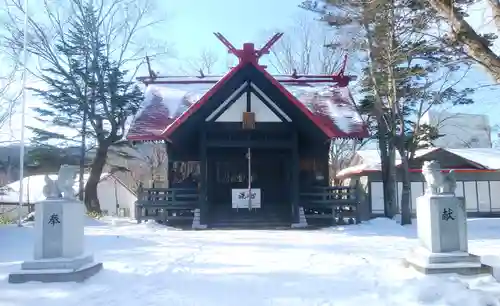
[287, 86, 365, 135]
[126, 72, 368, 141]
[336, 147, 500, 178]
[0, 172, 111, 204]
[445, 148, 500, 170]
[353, 148, 438, 165]
[127, 84, 210, 140]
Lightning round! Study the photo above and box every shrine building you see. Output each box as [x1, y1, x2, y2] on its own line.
[126, 34, 369, 228]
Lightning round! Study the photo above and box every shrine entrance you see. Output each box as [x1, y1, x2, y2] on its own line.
[206, 147, 291, 222]
[127, 33, 371, 228]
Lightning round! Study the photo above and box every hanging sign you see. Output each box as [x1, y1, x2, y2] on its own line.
[242, 112, 256, 129]
[232, 188, 261, 209]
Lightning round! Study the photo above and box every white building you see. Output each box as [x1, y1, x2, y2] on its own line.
[419, 110, 492, 148]
[0, 173, 137, 221]
[337, 147, 500, 219]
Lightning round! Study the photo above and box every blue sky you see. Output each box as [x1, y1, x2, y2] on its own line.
[162, 0, 305, 61]
[148, 0, 314, 76]
[3, 0, 500, 144]
[158, 0, 500, 141]
[2, 0, 306, 143]
[157, 0, 500, 124]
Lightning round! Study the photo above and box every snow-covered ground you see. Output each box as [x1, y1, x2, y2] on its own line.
[2, 218, 500, 306]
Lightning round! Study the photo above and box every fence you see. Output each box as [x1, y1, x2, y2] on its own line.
[135, 188, 199, 223]
[300, 186, 359, 225]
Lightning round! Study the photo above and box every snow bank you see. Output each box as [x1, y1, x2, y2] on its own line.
[0, 173, 110, 204]
[1, 218, 500, 305]
[84, 216, 106, 226]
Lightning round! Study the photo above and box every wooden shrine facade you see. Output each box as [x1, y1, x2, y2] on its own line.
[127, 34, 369, 228]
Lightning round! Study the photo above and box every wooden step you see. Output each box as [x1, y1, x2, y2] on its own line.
[208, 221, 292, 229]
[208, 212, 291, 229]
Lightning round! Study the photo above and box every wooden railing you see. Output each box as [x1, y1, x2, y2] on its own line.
[135, 188, 199, 223]
[300, 186, 359, 225]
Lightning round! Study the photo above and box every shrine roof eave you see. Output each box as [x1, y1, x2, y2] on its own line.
[125, 65, 370, 142]
[126, 133, 170, 143]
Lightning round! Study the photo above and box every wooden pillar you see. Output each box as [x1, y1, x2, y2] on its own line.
[322, 142, 330, 186]
[291, 130, 300, 223]
[164, 141, 170, 188]
[199, 129, 208, 225]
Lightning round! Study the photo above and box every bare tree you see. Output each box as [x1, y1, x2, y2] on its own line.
[122, 143, 168, 190]
[2, 0, 171, 212]
[0, 48, 21, 186]
[329, 139, 363, 184]
[266, 16, 350, 75]
[181, 48, 220, 75]
[0, 63, 20, 140]
[266, 16, 366, 183]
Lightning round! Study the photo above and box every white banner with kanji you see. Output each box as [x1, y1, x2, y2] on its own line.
[231, 188, 261, 209]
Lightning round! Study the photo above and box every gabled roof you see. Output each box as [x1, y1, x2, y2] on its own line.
[126, 62, 369, 141]
[336, 147, 500, 179]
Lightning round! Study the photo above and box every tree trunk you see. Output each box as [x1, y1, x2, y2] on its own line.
[387, 145, 398, 217]
[398, 147, 412, 225]
[379, 123, 390, 216]
[386, 0, 399, 220]
[84, 143, 109, 213]
[378, 121, 397, 218]
[428, 0, 500, 82]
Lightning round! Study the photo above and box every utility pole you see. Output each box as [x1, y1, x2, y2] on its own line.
[17, 0, 29, 227]
[79, 107, 87, 201]
[79, 51, 89, 201]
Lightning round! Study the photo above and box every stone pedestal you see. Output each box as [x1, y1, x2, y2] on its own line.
[404, 194, 485, 275]
[416, 195, 467, 253]
[192, 208, 207, 229]
[291, 207, 308, 228]
[9, 199, 102, 284]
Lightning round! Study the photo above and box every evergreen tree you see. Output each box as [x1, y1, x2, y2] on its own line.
[301, 0, 473, 224]
[3, 0, 149, 212]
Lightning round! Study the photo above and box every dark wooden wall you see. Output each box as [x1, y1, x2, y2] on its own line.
[298, 142, 330, 189]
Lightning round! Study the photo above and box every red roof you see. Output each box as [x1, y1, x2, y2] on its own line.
[126, 63, 369, 141]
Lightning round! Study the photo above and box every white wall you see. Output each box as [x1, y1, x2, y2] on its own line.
[370, 180, 500, 215]
[207, 82, 291, 123]
[420, 110, 491, 148]
[96, 177, 137, 218]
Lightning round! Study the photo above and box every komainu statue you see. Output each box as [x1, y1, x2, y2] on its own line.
[57, 165, 78, 199]
[442, 170, 456, 194]
[422, 160, 456, 195]
[42, 165, 79, 200]
[42, 175, 60, 199]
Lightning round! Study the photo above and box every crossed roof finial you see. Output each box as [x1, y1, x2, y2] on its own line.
[213, 32, 284, 67]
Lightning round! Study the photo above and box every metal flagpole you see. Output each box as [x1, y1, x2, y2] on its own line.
[17, 0, 29, 227]
[247, 147, 252, 211]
